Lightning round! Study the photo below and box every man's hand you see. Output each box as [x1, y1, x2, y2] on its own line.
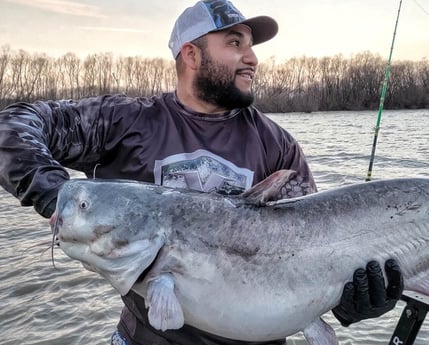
[332, 259, 404, 327]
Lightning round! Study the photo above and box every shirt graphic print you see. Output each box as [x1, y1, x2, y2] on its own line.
[154, 149, 254, 194]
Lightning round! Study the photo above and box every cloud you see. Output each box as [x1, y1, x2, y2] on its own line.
[6, 0, 106, 18]
[79, 26, 147, 34]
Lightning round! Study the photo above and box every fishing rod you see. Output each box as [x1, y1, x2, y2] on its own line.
[365, 0, 403, 182]
[368, 2, 429, 343]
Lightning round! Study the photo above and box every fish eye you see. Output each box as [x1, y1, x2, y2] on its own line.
[79, 200, 90, 209]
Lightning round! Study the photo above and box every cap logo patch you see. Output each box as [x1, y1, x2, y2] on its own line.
[203, 0, 245, 28]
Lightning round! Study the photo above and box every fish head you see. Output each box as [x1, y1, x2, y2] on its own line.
[52, 181, 100, 244]
[52, 179, 166, 295]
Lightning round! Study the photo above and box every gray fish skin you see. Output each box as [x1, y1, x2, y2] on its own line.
[53, 177, 429, 344]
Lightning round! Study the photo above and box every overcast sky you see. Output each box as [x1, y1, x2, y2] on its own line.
[1, 0, 428, 62]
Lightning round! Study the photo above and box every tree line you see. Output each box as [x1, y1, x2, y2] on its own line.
[0, 45, 427, 112]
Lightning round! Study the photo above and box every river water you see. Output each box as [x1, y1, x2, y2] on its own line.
[0, 109, 428, 345]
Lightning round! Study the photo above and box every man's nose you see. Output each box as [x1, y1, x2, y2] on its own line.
[243, 47, 258, 66]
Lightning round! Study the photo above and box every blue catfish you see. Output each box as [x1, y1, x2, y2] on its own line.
[51, 173, 429, 345]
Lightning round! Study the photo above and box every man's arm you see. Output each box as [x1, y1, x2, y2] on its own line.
[271, 133, 404, 325]
[0, 95, 122, 217]
[276, 135, 404, 325]
[274, 133, 318, 198]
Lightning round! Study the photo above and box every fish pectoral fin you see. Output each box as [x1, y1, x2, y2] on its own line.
[146, 273, 184, 332]
[302, 318, 338, 345]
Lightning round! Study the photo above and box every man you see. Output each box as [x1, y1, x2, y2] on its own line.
[0, 1, 403, 345]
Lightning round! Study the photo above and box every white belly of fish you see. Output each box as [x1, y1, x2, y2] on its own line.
[138, 244, 345, 342]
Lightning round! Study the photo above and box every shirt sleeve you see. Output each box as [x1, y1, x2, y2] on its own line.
[258, 112, 318, 197]
[279, 138, 318, 196]
[0, 94, 123, 217]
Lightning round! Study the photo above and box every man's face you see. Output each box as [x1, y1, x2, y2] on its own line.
[194, 24, 258, 110]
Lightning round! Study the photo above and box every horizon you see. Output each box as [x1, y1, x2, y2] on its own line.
[1, 44, 428, 65]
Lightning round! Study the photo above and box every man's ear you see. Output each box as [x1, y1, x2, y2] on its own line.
[180, 43, 200, 70]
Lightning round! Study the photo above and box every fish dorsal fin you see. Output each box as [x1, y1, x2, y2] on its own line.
[145, 273, 184, 331]
[241, 169, 298, 205]
[302, 317, 339, 345]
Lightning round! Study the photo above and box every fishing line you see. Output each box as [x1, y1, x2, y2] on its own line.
[413, 0, 429, 16]
[93, 163, 101, 179]
[365, 0, 403, 181]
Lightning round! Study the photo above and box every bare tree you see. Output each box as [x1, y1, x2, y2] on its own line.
[0, 46, 13, 107]
[0, 48, 427, 112]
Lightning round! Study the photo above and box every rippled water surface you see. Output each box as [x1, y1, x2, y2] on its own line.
[0, 109, 428, 345]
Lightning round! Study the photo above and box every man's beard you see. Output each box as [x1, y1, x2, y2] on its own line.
[194, 51, 254, 110]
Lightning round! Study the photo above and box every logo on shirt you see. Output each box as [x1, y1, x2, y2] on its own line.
[154, 149, 253, 194]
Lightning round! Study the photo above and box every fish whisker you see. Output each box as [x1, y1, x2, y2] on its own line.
[21, 240, 52, 255]
[21, 239, 60, 265]
[50, 214, 61, 270]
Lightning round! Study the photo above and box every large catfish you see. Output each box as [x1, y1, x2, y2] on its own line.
[51, 171, 429, 345]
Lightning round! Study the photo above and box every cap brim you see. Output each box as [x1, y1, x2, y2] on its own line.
[242, 16, 278, 45]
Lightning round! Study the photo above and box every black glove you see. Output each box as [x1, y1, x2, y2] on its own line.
[332, 259, 404, 327]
